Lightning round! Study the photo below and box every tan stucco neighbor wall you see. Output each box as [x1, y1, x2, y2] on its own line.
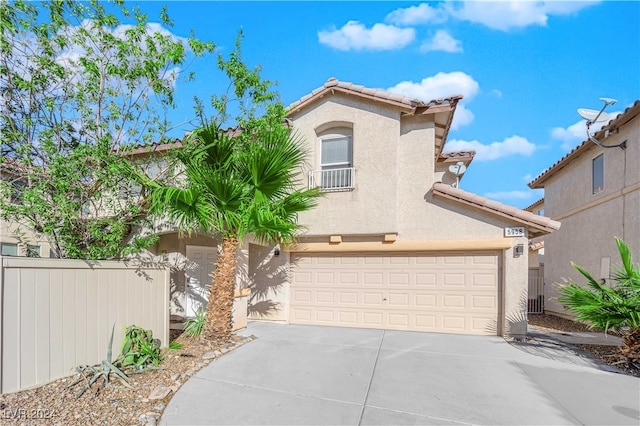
[0, 219, 53, 257]
[541, 117, 639, 316]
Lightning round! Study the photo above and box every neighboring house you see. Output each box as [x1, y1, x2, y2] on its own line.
[244, 77, 559, 337]
[0, 158, 53, 258]
[528, 100, 639, 317]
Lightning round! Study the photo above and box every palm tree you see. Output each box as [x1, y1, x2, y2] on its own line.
[144, 122, 320, 342]
[558, 237, 640, 368]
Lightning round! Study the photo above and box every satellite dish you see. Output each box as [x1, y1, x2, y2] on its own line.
[448, 162, 467, 176]
[599, 97, 617, 105]
[577, 108, 610, 123]
[448, 162, 467, 188]
[576, 97, 625, 150]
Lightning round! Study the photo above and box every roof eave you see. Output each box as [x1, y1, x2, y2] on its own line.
[287, 86, 416, 117]
[432, 183, 560, 237]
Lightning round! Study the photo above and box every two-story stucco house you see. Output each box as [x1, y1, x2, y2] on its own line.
[528, 100, 639, 317]
[2, 78, 561, 337]
[239, 78, 560, 337]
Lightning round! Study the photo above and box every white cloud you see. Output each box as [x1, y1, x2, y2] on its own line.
[551, 112, 619, 151]
[551, 120, 589, 151]
[447, 135, 537, 161]
[387, 71, 479, 130]
[522, 173, 533, 182]
[385, 3, 448, 26]
[419, 30, 462, 53]
[484, 190, 539, 201]
[445, 1, 599, 31]
[318, 21, 415, 51]
[489, 89, 503, 98]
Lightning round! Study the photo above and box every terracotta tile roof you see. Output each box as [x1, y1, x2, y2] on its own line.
[432, 182, 560, 236]
[287, 77, 462, 113]
[122, 126, 243, 156]
[529, 240, 545, 251]
[523, 198, 544, 212]
[437, 150, 475, 163]
[287, 77, 462, 159]
[529, 99, 640, 188]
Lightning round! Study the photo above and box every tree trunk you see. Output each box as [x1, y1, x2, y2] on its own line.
[205, 236, 239, 342]
[621, 330, 640, 367]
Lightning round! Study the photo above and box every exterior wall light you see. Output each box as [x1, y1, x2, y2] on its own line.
[514, 244, 524, 257]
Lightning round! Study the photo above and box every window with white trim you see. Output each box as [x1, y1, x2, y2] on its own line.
[317, 136, 353, 190]
[1, 243, 18, 256]
[592, 154, 604, 194]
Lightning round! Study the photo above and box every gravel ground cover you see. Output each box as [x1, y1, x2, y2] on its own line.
[2, 315, 637, 425]
[0, 332, 252, 425]
[529, 313, 639, 378]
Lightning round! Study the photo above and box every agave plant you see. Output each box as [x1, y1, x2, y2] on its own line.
[559, 237, 640, 368]
[67, 325, 131, 398]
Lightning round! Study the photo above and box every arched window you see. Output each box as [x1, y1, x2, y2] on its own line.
[313, 124, 354, 191]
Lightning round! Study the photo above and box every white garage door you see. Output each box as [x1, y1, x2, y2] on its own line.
[290, 252, 500, 335]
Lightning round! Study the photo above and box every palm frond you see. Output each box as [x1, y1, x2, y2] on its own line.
[559, 238, 640, 336]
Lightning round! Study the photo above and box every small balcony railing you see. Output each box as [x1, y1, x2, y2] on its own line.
[308, 167, 355, 191]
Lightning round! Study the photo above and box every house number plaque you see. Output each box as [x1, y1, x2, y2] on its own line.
[504, 227, 525, 237]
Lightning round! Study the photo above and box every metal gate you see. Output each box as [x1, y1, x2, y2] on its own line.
[528, 268, 544, 314]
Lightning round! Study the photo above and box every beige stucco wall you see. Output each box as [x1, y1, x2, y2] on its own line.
[247, 242, 289, 322]
[542, 118, 639, 315]
[291, 94, 402, 235]
[144, 232, 219, 318]
[283, 94, 534, 336]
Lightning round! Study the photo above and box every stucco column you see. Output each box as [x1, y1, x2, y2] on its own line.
[502, 235, 529, 338]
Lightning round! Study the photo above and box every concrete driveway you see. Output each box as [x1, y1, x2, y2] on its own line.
[161, 322, 640, 425]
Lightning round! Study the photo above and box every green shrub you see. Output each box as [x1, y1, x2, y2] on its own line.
[559, 237, 640, 367]
[184, 310, 206, 337]
[116, 325, 164, 371]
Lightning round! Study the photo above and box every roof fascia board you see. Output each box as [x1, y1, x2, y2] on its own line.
[287, 86, 415, 116]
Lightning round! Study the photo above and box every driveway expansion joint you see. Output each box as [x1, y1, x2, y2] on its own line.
[357, 329, 385, 426]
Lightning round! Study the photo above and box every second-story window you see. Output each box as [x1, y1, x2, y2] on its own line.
[320, 136, 353, 190]
[592, 154, 604, 194]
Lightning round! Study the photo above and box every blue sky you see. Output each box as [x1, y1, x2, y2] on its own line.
[133, 1, 639, 208]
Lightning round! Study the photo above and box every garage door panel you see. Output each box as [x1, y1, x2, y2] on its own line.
[290, 252, 499, 335]
[363, 273, 384, 285]
[363, 312, 383, 326]
[472, 273, 496, 287]
[415, 273, 437, 286]
[389, 273, 410, 285]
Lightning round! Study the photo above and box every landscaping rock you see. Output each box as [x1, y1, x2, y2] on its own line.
[148, 385, 172, 400]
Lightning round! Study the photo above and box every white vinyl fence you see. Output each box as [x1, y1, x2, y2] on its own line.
[0, 256, 170, 393]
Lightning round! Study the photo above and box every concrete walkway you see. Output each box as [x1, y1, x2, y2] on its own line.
[161, 322, 639, 425]
[508, 325, 625, 372]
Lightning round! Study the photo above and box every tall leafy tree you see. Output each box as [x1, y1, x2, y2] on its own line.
[0, 0, 214, 259]
[559, 238, 640, 368]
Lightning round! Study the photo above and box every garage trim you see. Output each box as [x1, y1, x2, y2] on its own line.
[287, 238, 512, 253]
